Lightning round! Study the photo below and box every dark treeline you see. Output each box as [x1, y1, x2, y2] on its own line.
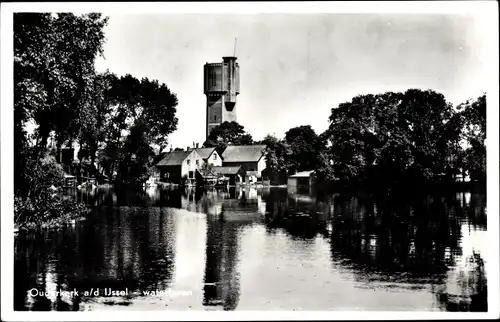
[14, 13, 179, 228]
[205, 90, 486, 192]
[320, 90, 486, 191]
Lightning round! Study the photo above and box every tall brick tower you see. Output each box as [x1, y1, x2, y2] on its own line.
[203, 56, 240, 140]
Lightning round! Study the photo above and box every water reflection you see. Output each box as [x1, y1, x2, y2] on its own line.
[14, 187, 487, 311]
[203, 213, 241, 310]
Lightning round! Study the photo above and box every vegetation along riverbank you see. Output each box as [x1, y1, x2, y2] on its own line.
[14, 13, 486, 230]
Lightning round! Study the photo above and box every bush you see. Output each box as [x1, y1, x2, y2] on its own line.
[15, 192, 87, 229]
[15, 154, 87, 229]
[22, 155, 65, 194]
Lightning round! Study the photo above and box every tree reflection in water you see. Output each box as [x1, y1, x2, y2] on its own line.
[14, 187, 487, 311]
[15, 199, 177, 310]
[263, 188, 487, 311]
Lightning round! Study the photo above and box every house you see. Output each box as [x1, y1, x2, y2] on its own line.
[221, 145, 267, 183]
[287, 170, 316, 189]
[155, 148, 205, 184]
[213, 166, 247, 186]
[195, 147, 222, 166]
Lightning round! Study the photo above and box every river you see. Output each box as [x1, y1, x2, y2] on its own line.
[14, 186, 488, 311]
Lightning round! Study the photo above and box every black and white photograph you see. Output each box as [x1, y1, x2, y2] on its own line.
[1, 1, 499, 320]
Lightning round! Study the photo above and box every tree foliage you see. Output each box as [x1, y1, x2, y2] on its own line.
[322, 89, 486, 188]
[14, 13, 109, 227]
[14, 153, 87, 228]
[13, 13, 180, 227]
[260, 134, 290, 184]
[284, 125, 321, 174]
[203, 121, 253, 155]
[14, 13, 109, 156]
[94, 74, 179, 185]
[456, 94, 486, 182]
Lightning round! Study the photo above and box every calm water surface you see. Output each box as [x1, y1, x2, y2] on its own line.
[14, 186, 488, 311]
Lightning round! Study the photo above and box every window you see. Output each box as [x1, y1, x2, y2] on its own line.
[189, 171, 194, 179]
[196, 160, 199, 165]
[187, 160, 191, 165]
[214, 115, 217, 121]
[213, 154, 217, 160]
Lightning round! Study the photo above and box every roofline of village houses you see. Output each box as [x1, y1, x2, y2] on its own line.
[154, 142, 267, 185]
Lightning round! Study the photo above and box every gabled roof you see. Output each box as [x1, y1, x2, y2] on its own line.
[156, 150, 191, 166]
[213, 166, 245, 175]
[195, 147, 216, 159]
[221, 145, 266, 163]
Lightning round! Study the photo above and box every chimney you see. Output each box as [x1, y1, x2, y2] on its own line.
[186, 146, 190, 152]
[169, 147, 173, 152]
[196, 143, 199, 149]
[193, 141, 196, 148]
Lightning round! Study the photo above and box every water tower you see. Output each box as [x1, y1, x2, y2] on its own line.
[204, 53, 240, 140]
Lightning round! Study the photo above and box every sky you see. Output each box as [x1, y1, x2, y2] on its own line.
[93, 13, 490, 150]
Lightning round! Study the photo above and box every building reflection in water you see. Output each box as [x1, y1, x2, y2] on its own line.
[196, 186, 264, 310]
[202, 214, 241, 310]
[262, 187, 332, 239]
[14, 186, 488, 311]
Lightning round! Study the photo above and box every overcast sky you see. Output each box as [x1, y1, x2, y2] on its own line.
[94, 13, 490, 149]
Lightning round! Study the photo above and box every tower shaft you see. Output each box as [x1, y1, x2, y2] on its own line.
[204, 56, 240, 140]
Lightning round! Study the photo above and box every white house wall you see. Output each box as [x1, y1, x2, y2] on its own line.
[181, 150, 205, 178]
[207, 150, 223, 166]
[257, 156, 267, 175]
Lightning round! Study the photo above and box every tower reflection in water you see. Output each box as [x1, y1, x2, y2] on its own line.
[198, 187, 264, 310]
[14, 187, 487, 311]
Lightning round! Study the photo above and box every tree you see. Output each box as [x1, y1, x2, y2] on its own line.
[369, 91, 412, 186]
[14, 13, 109, 157]
[442, 107, 467, 182]
[116, 120, 155, 185]
[14, 12, 108, 191]
[322, 95, 376, 182]
[13, 13, 180, 227]
[284, 125, 321, 174]
[457, 94, 486, 183]
[261, 134, 290, 184]
[96, 74, 179, 185]
[78, 71, 118, 177]
[139, 77, 179, 152]
[397, 89, 455, 184]
[314, 131, 336, 184]
[203, 121, 253, 155]
[14, 13, 109, 228]
[322, 89, 457, 188]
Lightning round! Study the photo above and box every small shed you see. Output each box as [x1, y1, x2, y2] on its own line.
[287, 170, 316, 189]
